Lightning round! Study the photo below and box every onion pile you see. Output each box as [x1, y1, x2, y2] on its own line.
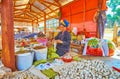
[55, 60, 120, 79]
[0, 61, 12, 78]
[2, 71, 40, 79]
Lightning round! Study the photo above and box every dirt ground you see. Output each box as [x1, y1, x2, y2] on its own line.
[104, 28, 120, 47]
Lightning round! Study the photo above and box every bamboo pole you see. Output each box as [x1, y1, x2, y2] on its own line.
[113, 23, 118, 46]
[44, 13, 46, 34]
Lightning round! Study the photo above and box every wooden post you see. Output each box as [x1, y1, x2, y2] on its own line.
[113, 23, 118, 46]
[1, 0, 16, 70]
[36, 20, 39, 32]
[44, 13, 46, 34]
[97, 0, 103, 38]
[32, 20, 39, 33]
[32, 21, 34, 33]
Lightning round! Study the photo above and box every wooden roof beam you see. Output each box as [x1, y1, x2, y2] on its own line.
[14, 12, 24, 16]
[14, 4, 27, 7]
[24, 13, 38, 21]
[29, 3, 44, 17]
[39, 0, 59, 7]
[39, 15, 58, 22]
[14, 18, 32, 23]
[24, 13, 38, 20]
[30, 10, 44, 17]
[14, 8, 27, 11]
[29, 0, 35, 4]
[26, 11, 39, 19]
[47, 8, 59, 15]
[14, 17, 33, 21]
[31, 4, 45, 13]
[54, 0, 61, 7]
[14, 18, 32, 22]
[27, 10, 43, 17]
[47, 15, 58, 19]
[14, 16, 34, 20]
[14, 11, 23, 14]
[37, 0, 52, 11]
[19, 7, 38, 19]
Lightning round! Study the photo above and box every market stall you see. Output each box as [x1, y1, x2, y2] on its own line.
[1, 0, 120, 79]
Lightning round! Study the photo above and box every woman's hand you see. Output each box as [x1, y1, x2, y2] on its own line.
[55, 40, 63, 44]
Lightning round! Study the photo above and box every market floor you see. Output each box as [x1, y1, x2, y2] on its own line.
[79, 49, 120, 68]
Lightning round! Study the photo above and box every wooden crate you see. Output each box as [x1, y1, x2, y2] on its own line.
[70, 43, 84, 54]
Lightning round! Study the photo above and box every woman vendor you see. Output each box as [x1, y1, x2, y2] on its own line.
[54, 19, 71, 56]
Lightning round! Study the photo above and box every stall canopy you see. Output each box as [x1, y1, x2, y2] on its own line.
[0, 0, 107, 70]
[12, 0, 74, 23]
[0, 0, 107, 36]
[61, 0, 107, 38]
[0, 0, 107, 23]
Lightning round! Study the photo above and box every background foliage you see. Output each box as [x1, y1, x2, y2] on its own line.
[107, 0, 120, 28]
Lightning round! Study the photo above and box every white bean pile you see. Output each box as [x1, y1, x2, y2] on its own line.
[55, 60, 120, 79]
[0, 61, 12, 79]
[2, 71, 40, 79]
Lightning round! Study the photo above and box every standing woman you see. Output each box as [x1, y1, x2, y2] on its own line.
[55, 19, 71, 56]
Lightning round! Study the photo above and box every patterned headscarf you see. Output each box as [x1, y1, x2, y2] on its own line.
[60, 19, 69, 27]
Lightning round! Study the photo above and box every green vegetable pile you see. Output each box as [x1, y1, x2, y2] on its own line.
[88, 38, 99, 48]
[71, 34, 77, 41]
[108, 41, 115, 50]
[73, 55, 82, 61]
[41, 68, 58, 79]
[33, 59, 47, 66]
[47, 46, 59, 59]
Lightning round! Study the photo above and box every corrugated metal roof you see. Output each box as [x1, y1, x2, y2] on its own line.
[13, 0, 74, 23]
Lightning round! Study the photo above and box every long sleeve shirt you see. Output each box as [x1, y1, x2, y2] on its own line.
[55, 31, 71, 56]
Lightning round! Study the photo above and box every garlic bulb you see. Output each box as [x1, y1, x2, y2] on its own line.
[55, 60, 120, 79]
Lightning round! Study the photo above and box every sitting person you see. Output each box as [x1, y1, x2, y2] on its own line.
[37, 33, 47, 46]
[54, 19, 71, 56]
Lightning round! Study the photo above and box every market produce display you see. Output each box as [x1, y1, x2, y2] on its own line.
[33, 46, 46, 50]
[108, 41, 116, 56]
[83, 38, 116, 56]
[54, 60, 120, 79]
[15, 50, 31, 54]
[37, 32, 45, 38]
[47, 46, 59, 59]
[71, 33, 77, 41]
[2, 70, 40, 79]
[61, 54, 73, 62]
[73, 55, 82, 61]
[33, 59, 47, 67]
[41, 68, 58, 79]
[87, 38, 99, 48]
[72, 40, 81, 45]
[86, 38, 104, 56]
[23, 33, 37, 39]
[0, 61, 12, 78]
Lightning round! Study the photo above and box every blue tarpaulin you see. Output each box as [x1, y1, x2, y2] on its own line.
[14, 33, 38, 39]
[23, 33, 38, 38]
